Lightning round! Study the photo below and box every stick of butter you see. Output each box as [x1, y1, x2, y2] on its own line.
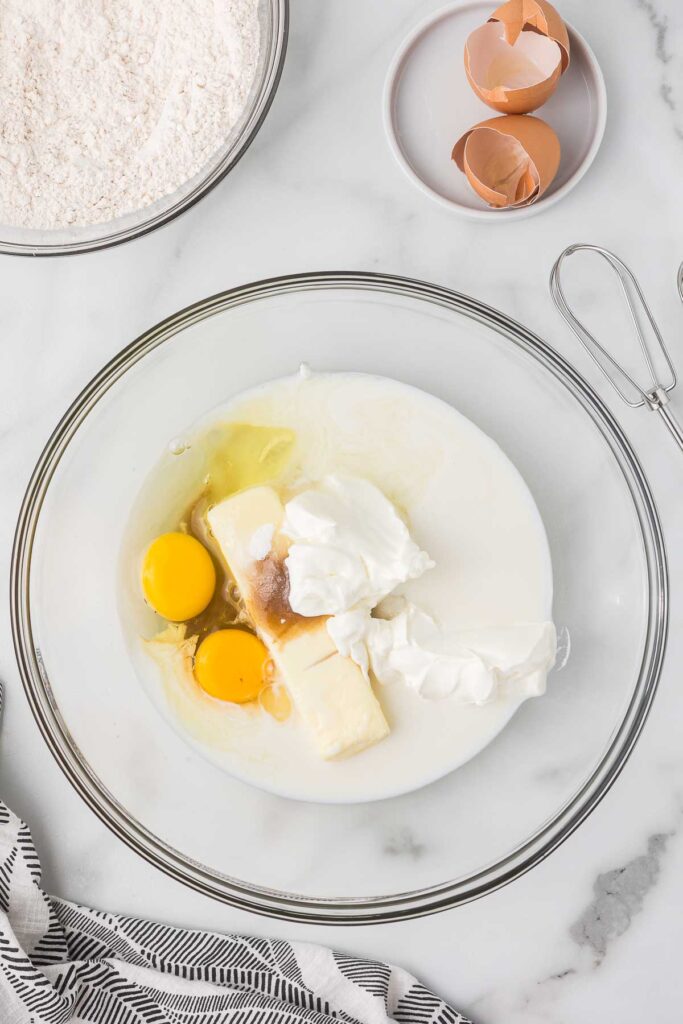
[207, 486, 390, 760]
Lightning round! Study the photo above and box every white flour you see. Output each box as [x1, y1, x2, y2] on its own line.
[0, 0, 260, 230]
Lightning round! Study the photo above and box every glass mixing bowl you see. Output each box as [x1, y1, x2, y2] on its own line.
[0, 0, 288, 257]
[11, 273, 667, 923]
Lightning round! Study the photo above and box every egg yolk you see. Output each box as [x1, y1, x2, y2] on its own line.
[194, 629, 268, 703]
[142, 532, 216, 621]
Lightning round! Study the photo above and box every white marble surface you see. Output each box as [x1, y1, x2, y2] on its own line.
[2, 0, 683, 1020]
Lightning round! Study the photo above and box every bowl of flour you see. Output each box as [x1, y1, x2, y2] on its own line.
[0, 0, 287, 256]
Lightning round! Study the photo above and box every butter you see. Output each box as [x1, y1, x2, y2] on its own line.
[207, 487, 389, 759]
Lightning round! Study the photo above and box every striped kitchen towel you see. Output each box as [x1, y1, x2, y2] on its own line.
[0, 696, 471, 1023]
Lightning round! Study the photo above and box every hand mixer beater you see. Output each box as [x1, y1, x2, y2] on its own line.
[550, 244, 683, 452]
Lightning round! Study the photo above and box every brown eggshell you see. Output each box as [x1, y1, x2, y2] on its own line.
[452, 115, 561, 209]
[490, 0, 570, 72]
[453, 127, 539, 207]
[464, 20, 562, 114]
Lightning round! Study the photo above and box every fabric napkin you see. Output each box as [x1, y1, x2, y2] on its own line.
[0, 686, 471, 1024]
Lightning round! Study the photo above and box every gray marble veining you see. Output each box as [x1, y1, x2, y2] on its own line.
[636, 0, 683, 137]
[570, 833, 670, 958]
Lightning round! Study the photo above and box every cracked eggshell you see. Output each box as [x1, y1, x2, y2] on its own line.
[465, 0, 570, 114]
[491, 0, 570, 71]
[452, 115, 561, 209]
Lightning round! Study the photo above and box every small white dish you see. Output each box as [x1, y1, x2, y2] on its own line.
[383, 0, 607, 220]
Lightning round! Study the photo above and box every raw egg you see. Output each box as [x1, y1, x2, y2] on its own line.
[142, 532, 216, 621]
[194, 628, 268, 703]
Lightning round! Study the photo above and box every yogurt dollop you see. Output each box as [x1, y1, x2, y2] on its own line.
[283, 475, 433, 616]
[328, 604, 556, 704]
[281, 474, 556, 704]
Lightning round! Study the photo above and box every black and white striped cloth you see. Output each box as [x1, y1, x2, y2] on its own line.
[0, 698, 471, 1023]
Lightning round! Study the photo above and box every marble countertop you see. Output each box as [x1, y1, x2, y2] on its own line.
[2, 0, 683, 1020]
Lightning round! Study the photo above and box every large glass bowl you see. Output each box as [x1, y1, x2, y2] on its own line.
[0, 0, 287, 258]
[11, 273, 667, 923]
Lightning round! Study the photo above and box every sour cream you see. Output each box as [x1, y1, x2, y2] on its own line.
[329, 603, 556, 704]
[282, 474, 555, 705]
[283, 475, 433, 616]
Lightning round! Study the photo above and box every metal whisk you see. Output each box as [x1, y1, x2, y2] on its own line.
[550, 244, 683, 453]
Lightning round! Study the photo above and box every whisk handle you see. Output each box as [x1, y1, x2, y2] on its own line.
[648, 389, 683, 453]
[656, 404, 683, 453]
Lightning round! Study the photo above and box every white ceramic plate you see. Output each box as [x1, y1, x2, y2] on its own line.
[383, 0, 607, 220]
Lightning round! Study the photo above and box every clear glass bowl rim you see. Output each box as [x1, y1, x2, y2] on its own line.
[0, 0, 288, 258]
[10, 272, 668, 923]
